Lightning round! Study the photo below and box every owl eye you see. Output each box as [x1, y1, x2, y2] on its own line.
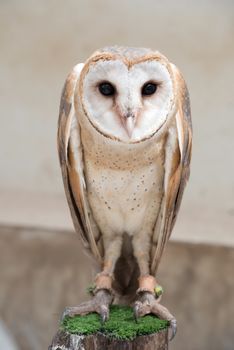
[98, 82, 115, 96]
[142, 82, 157, 96]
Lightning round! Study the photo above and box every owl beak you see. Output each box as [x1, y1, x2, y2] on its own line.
[121, 113, 136, 138]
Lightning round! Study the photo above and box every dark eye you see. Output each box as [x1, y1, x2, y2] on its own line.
[98, 82, 115, 96]
[142, 82, 157, 96]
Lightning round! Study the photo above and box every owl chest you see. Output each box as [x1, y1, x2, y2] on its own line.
[83, 142, 165, 236]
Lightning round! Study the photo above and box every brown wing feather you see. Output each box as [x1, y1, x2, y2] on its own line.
[57, 65, 103, 265]
[170, 67, 192, 230]
[151, 65, 192, 275]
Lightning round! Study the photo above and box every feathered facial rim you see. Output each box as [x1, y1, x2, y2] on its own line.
[76, 52, 177, 144]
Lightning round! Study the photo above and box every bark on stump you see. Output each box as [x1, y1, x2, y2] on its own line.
[49, 328, 168, 350]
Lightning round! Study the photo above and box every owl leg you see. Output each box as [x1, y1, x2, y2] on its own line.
[133, 276, 177, 341]
[134, 289, 177, 340]
[132, 236, 177, 340]
[62, 235, 123, 323]
[61, 288, 113, 323]
[102, 234, 123, 276]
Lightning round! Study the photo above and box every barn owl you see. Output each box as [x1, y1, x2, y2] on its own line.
[58, 46, 192, 339]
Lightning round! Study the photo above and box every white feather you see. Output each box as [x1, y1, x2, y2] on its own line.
[80, 60, 174, 142]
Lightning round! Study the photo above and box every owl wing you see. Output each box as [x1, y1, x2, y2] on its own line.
[151, 65, 192, 275]
[57, 65, 103, 265]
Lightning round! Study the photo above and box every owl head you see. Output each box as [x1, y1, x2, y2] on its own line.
[75, 47, 177, 143]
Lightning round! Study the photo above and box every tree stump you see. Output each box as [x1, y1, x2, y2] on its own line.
[49, 328, 168, 350]
[49, 305, 169, 350]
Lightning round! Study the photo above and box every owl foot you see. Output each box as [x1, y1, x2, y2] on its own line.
[133, 291, 177, 341]
[61, 289, 113, 324]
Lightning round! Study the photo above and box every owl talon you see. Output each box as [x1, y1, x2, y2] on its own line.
[169, 318, 177, 341]
[60, 289, 113, 324]
[61, 307, 75, 321]
[133, 301, 141, 322]
[100, 304, 109, 324]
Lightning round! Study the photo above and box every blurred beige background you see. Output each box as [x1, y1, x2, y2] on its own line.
[0, 1, 234, 349]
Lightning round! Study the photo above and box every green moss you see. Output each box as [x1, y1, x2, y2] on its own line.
[62, 305, 169, 341]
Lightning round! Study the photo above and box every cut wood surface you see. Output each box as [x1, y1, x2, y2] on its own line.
[49, 328, 168, 350]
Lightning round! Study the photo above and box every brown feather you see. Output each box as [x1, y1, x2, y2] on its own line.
[151, 64, 192, 274]
[57, 66, 103, 265]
